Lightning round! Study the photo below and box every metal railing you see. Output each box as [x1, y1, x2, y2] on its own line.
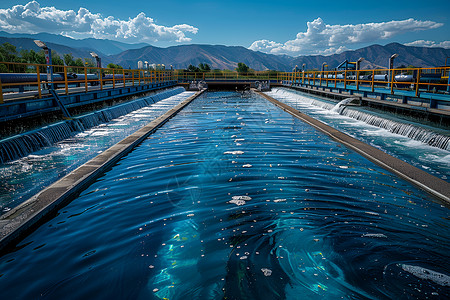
[174, 70, 283, 82]
[0, 61, 175, 103]
[2, 62, 449, 104]
[289, 67, 450, 97]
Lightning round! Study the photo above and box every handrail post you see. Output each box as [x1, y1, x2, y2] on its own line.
[99, 68, 103, 91]
[84, 66, 88, 93]
[356, 70, 359, 91]
[344, 70, 347, 89]
[37, 64, 42, 99]
[112, 68, 116, 89]
[122, 69, 125, 87]
[0, 77, 3, 104]
[390, 68, 395, 94]
[64, 66, 69, 95]
[132, 70, 135, 86]
[415, 68, 421, 97]
[334, 70, 337, 88]
[371, 70, 375, 92]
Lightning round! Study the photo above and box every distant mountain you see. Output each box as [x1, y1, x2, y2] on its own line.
[0, 36, 109, 62]
[0, 31, 149, 55]
[109, 44, 291, 70]
[1, 32, 449, 71]
[291, 43, 450, 71]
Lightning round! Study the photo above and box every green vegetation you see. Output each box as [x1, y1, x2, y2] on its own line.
[235, 62, 249, 74]
[0, 42, 109, 73]
[186, 63, 212, 72]
[106, 63, 123, 69]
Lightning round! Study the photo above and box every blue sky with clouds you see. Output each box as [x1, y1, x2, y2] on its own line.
[0, 0, 449, 56]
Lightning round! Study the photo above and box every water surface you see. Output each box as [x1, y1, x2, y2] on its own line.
[0, 91, 448, 299]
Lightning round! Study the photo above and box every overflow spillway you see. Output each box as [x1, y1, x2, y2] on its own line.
[268, 88, 450, 152]
[0, 87, 185, 164]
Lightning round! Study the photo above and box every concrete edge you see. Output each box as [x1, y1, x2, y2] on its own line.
[0, 88, 206, 253]
[254, 89, 450, 204]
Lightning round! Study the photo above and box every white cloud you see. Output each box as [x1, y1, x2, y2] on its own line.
[404, 40, 450, 49]
[0, 1, 198, 43]
[249, 17, 443, 56]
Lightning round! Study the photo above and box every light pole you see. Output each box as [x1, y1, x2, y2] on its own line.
[356, 57, 364, 71]
[445, 56, 450, 93]
[90, 52, 102, 88]
[321, 62, 328, 86]
[90, 52, 101, 68]
[388, 53, 398, 88]
[302, 63, 306, 85]
[356, 57, 364, 89]
[34, 40, 53, 89]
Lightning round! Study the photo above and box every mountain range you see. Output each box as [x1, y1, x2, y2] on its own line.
[1, 31, 449, 71]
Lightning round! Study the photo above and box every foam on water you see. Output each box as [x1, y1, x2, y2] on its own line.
[0, 91, 448, 299]
[0, 90, 195, 213]
[267, 87, 450, 181]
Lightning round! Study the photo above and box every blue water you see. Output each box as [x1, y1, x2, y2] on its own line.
[0, 91, 449, 299]
[0, 89, 195, 213]
[267, 88, 450, 182]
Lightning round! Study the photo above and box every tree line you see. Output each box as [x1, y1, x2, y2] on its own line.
[0, 42, 123, 72]
[185, 62, 251, 74]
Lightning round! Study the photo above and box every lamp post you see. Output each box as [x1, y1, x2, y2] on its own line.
[356, 57, 364, 71]
[388, 53, 398, 88]
[90, 52, 101, 68]
[34, 40, 53, 89]
[90, 52, 102, 88]
[301, 63, 306, 85]
[321, 62, 328, 86]
[445, 57, 450, 93]
[356, 57, 364, 90]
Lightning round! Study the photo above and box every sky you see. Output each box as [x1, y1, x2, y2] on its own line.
[0, 0, 449, 57]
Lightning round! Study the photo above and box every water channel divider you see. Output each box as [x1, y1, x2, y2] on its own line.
[0, 88, 206, 254]
[254, 89, 450, 204]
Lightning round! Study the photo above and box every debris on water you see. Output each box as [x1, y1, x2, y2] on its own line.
[187, 213, 194, 217]
[242, 164, 252, 168]
[400, 264, 450, 286]
[362, 233, 387, 238]
[365, 211, 380, 216]
[224, 151, 244, 155]
[240, 256, 248, 260]
[273, 199, 286, 203]
[232, 195, 252, 201]
[261, 268, 272, 276]
[153, 288, 159, 292]
[149, 265, 155, 269]
[229, 199, 246, 206]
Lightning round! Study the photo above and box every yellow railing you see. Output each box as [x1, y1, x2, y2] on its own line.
[0, 61, 175, 103]
[1, 61, 449, 104]
[174, 70, 283, 82]
[290, 67, 450, 97]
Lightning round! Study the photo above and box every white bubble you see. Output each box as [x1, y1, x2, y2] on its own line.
[261, 268, 272, 276]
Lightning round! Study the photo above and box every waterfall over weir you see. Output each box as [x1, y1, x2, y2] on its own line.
[339, 108, 450, 150]
[0, 87, 185, 164]
[270, 88, 450, 151]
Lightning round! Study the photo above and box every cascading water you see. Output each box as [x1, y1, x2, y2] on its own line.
[331, 98, 356, 113]
[269, 88, 450, 151]
[0, 87, 184, 164]
[340, 109, 450, 150]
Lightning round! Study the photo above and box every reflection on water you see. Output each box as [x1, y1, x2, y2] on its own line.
[0, 90, 195, 213]
[0, 91, 448, 299]
[266, 87, 450, 182]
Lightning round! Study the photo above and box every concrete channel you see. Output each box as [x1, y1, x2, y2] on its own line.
[255, 89, 450, 204]
[0, 89, 206, 253]
[1, 87, 449, 254]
